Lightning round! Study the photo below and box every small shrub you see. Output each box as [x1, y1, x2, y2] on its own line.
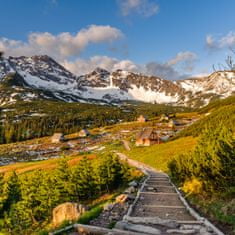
[77, 206, 103, 224]
[182, 178, 203, 195]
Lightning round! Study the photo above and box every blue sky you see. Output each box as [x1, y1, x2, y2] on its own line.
[1, 0, 235, 79]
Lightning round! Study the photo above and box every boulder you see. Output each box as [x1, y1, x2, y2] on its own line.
[124, 186, 136, 194]
[52, 202, 86, 227]
[127, 194, 136, 200]
[128, 180, 138, 187]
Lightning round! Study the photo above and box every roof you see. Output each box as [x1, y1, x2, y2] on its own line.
[79, 129, 90, 133]
[169, 119, 180, 125]
[52, 133, 64, 138]
[79, 129, 90, 136]
[138, 115, 146, 118]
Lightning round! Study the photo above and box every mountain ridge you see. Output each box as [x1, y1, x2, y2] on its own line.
[0, 55, 235, 107]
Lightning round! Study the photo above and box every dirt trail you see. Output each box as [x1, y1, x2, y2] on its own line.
[116, 152, 224, 235]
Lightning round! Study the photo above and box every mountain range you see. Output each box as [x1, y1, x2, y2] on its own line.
[0, 55, 235, 107]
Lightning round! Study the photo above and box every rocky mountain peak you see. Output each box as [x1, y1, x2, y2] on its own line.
[92, 67, 110, 75]
[0, 54, 235, 107]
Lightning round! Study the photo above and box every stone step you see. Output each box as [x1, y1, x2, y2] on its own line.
[140, 192, 178, 196]
[146, 181, 173, 186]
[149, 177, 169, 180]
[142, 205, 186, 209]
[143, 185, 176, 193]
[139, 193, 184, 207]
[131, 205, 195, 221]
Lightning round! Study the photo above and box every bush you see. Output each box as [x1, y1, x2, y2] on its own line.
[168, 125, 235, 195]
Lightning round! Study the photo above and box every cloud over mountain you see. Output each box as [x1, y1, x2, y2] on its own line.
[0, 24, 196, 80]
[63, 51, 196, 80]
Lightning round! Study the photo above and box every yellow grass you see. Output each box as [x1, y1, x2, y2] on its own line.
[122, 136, 198, 172]
[0, 154, 96, 175]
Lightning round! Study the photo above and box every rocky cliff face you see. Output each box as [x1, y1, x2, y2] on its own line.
[0, 55, 235, 107]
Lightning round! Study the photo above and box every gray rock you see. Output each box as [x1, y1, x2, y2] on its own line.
[124, 186, 136, 194]
[115, 221, 127, 230]
[127, 194, 136, 200]
[128, 181, 138, 187]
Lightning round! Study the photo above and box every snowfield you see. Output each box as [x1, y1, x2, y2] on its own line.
[0, 55, 235, 107]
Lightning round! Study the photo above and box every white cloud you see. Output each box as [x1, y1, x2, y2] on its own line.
[0, 25, 123, 60]
[62, 56, 139, 75]
[167, 51, 197, 72]
[0, 27, 196, 80]
[118, 0, 159, 17]
[63, 51, 196, 80]
[144, 62, 184, 80]
[206, 31, 235, 50]
[206, 35, 216, 49]
[167, 51, 197, 66]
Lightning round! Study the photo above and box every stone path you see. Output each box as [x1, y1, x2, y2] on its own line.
[54, 153, 225, 235]
[116, 153, 224, 235]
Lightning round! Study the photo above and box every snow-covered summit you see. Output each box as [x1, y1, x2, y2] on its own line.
[0, 55, 235, 107]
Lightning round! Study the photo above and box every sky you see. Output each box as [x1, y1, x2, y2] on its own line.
[1, 0, 235, 80]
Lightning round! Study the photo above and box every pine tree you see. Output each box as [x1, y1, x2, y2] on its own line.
[6, 201, 34, 234]
[71, 157, 96, 200]
[54, 158, 72, 202]
[20, 170, 43, 223]
[4, 171, 21, 210]
[192, 124, 235, 191]
[0, 173, 6, 215]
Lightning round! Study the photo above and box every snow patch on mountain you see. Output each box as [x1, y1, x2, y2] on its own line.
[128, 85, 179, 103]
[1, 55, 235, 107]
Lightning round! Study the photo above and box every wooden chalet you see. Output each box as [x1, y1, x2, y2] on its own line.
[168, 119, 181, 128]
[137, 115, 147, 123]
[51, 133, 65, 143]
[78, 129, 90, 137]
[136, 128, 161, 146]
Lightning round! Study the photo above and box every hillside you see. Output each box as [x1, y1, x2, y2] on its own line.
[176, 95, 235, 138]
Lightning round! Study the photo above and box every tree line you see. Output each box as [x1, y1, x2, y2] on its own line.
[0, 101, 134, 144]
[0, 154, 132, 234]
[0, 100, 189, 144]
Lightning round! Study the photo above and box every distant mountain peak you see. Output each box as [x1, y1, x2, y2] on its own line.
[0, 54, 235, 107]
[92, 67, 110, 74]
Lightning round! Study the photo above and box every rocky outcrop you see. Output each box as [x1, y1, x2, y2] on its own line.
[52, 202, 86, 227]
